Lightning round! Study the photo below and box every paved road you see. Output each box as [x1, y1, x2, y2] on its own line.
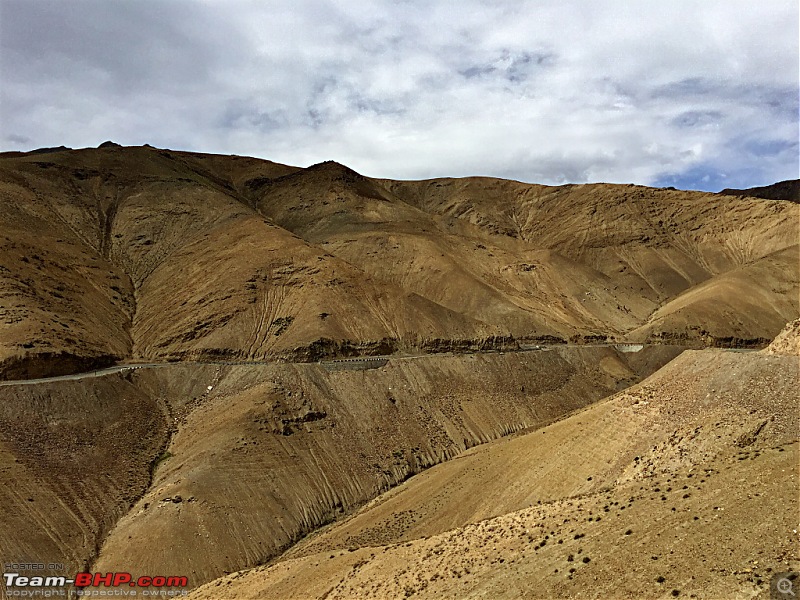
[0, 363, 167, 386]
[0, 348, 538, 386]
[0, 353, 454, 386]
[0, 342, 737, 387]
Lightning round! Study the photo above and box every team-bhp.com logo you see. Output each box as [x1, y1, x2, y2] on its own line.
[4, 571, 188, 597]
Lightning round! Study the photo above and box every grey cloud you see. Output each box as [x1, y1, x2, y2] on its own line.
[218, 100, 287, 132]
[742, 138, 798, 158]
[651, 77, 718, 99]
[5, 133, 31, 145]
[460, 65, 496, 79]
[0, 0, 235, 95]
[670, 111, 723, 128]
[459, 50, 556, 83]
[649, 78, 798, 113]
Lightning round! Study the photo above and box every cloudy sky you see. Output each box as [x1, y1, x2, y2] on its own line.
[1, 0, 797, 190]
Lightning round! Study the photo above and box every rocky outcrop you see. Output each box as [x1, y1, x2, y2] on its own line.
[763, 318, 800, 356]
[720, 179, 799, 203]
[0, 351, 118, 381]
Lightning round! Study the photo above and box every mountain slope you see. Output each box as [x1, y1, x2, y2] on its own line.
[1, 146, 797, 379]
[246, 161, 799, 343]
[91, 346, 662, 588]
[0, 345, 678, 591]
[191, 321, 799, 599]
[629, 245, 800, 344]
[720, 179, 800, 203]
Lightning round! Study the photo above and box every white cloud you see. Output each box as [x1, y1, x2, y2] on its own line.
[1, 0, 797, 190]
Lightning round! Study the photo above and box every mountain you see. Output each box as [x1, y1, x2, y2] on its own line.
[190, 320, 800, 599]
[1, 146, 797, 380]
[719, 179, 800, 203]
[0, 342, 682, 589]
[0, 145, 797, 597]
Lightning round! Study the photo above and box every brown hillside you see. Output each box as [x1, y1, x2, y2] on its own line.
[92, 347, 672, 588]
[1, 146, 798, 378]
[191, 332, 799, 599]
[0, 145, 797, 599]
[763, 317, 800, 356]
[0, 346, 677, 591]
[720, 179, 800, 203]
[0, 375, 168, 578]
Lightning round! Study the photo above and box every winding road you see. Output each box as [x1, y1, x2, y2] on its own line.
[0, 342, 744, 387]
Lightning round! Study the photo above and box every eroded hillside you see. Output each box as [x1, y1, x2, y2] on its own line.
[190, 322, 800, 600]
[0, 145, 797, 599]
[1, 146, 798, 378]
[0, 345, 677, 590]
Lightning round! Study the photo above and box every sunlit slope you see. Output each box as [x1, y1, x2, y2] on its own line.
[630, 245, 800, 344]
[764, 317, 800, 355]
[0, 149, 494, 376]
[191, 323, 799, 599]
[1, 146, 797, 378]
[93, 347, 649, 589]
[380, 178, 799, 341]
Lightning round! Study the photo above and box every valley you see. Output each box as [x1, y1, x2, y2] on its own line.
[0, 145, 797, 599]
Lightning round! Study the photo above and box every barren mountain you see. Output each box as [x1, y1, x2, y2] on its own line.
[0, 145, 797, 599]
[720, 179, 800, 203]
[190, 321, 800, 600]
[0, 345, 680, 589]
[1, 146, 798, 380]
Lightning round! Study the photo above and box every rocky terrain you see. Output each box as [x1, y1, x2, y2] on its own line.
[0, 345, 680, 590]
[720, 180, 800, 203]
[764, 317, 800, 356]
[190, 320, 800, 600]
[1, 146, 798, 379]
[0, 144, 797, 599]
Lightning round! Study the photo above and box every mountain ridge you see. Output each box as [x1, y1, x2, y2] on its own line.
[1, 145, 797, 380]
[0, 144, 797, 597]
